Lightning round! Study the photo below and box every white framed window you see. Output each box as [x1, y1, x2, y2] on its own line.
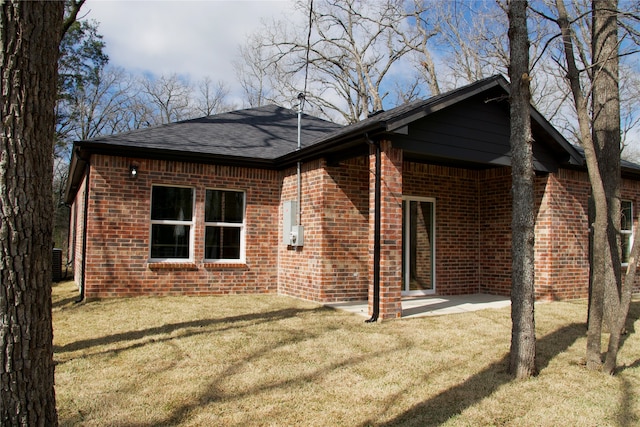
[621, 200, 633, 265]
[149, 185, 195, 261]
[204, 189, 245, 262]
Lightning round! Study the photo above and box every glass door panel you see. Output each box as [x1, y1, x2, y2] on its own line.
[403, 199, 435, 295]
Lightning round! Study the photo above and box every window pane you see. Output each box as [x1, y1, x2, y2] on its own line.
[151, 186, 193, 220]
[621, 201, 633, 264]
[621, 201, 632, 231]
[621, 235, 631, 264]
[151, 224, 190, 259]
[205, 190, 222, 222]
[205, 226, 241, 260]
[205, 190, 244, 223]
[224, 192, 244, 223]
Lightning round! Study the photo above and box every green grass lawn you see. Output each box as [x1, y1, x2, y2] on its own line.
[53, 280, 640, 426]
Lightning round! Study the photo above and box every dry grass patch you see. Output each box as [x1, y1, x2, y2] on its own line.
[53, 281, 640, 426]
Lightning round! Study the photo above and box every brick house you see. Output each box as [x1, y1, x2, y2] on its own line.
[65, 75, 640, 320]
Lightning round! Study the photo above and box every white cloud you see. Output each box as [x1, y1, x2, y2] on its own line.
[83, 0, 295, 86]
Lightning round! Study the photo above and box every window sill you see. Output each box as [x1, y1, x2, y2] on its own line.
[203, 262, 248, 270]
[147, 262, 198, 271]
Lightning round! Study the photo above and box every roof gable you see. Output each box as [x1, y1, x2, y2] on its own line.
[280, 75, 583, 171]
[395, 89, 571, 172]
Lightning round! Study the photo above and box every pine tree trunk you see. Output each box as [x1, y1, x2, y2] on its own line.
[508, 0, 537, 379]
[1, 1, 63, 425]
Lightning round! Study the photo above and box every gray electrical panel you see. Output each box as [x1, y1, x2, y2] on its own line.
[283, 200, 304, 246]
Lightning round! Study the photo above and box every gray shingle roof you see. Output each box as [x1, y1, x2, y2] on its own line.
[69, 75, 640, 204]
[80, 104, 342, 160]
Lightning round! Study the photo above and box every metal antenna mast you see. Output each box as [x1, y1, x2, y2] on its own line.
[295, 0, 313, 243]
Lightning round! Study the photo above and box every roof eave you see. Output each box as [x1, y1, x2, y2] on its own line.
[275, 122, 386, 168]
[529, 108, 584, 167]
[77, 140, 278, 168]
[63, 141, 279, 204]
[63, 148, 88, 204]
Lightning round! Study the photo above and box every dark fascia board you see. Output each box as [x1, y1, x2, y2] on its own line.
[571, 145, 640, 179]
[529, 107, 583, 166]
[622, 164, 640, 179]
[63, 149, 88, 204]
[561, 160, 640, 180]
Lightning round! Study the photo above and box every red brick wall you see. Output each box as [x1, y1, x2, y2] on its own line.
[80, 154, 280, 298]
[277, 157, 370, 302]
[462, 168, 592, 299]
[70, 173, 87, 288]
[404, 163, 481, 295]
[535, 170, 591, 300]
[73, 152, 640, 303]
[620, 176, 640, 295]
[278, 159, 328, 301]
[322, 157, 370, 300]
[403, 164, 640, 300]
[534, 169, 640, 299]
[477, 168, 513, 295]
[374, 141, 403, 319]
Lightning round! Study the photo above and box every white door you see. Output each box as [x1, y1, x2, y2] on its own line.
[402, 198, 436, 295]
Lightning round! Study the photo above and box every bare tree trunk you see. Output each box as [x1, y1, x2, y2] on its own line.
[508, 0, 537, 379]
[558, 0, 632, 375]
[555, 0, 615, 370]
[1, 1, 63, 424]
[591, 0, 635, 375]
[605, 224, 640, 373]
[593, 0, 622, 335]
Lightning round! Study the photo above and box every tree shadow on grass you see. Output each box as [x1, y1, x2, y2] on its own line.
[52, 281, 81, 309]
[600, 300, 640, 375]
[54, 306, 321, 356]
[167, 347, 408, 426]
[368, 322, 585, 427]
[58, 305, 345, 426]
[52, 295, 79, 309]
[119, 319, 414, 427]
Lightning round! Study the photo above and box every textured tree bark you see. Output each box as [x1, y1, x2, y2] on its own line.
[1, 1, 63, 425]
[507, 0, 537, 379]
[591, 0, 635, 375]
[592, 0, 621, 333]
[555, 0, 610, 371]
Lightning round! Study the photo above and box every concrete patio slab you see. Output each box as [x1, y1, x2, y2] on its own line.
[326, 294, 511, 319]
